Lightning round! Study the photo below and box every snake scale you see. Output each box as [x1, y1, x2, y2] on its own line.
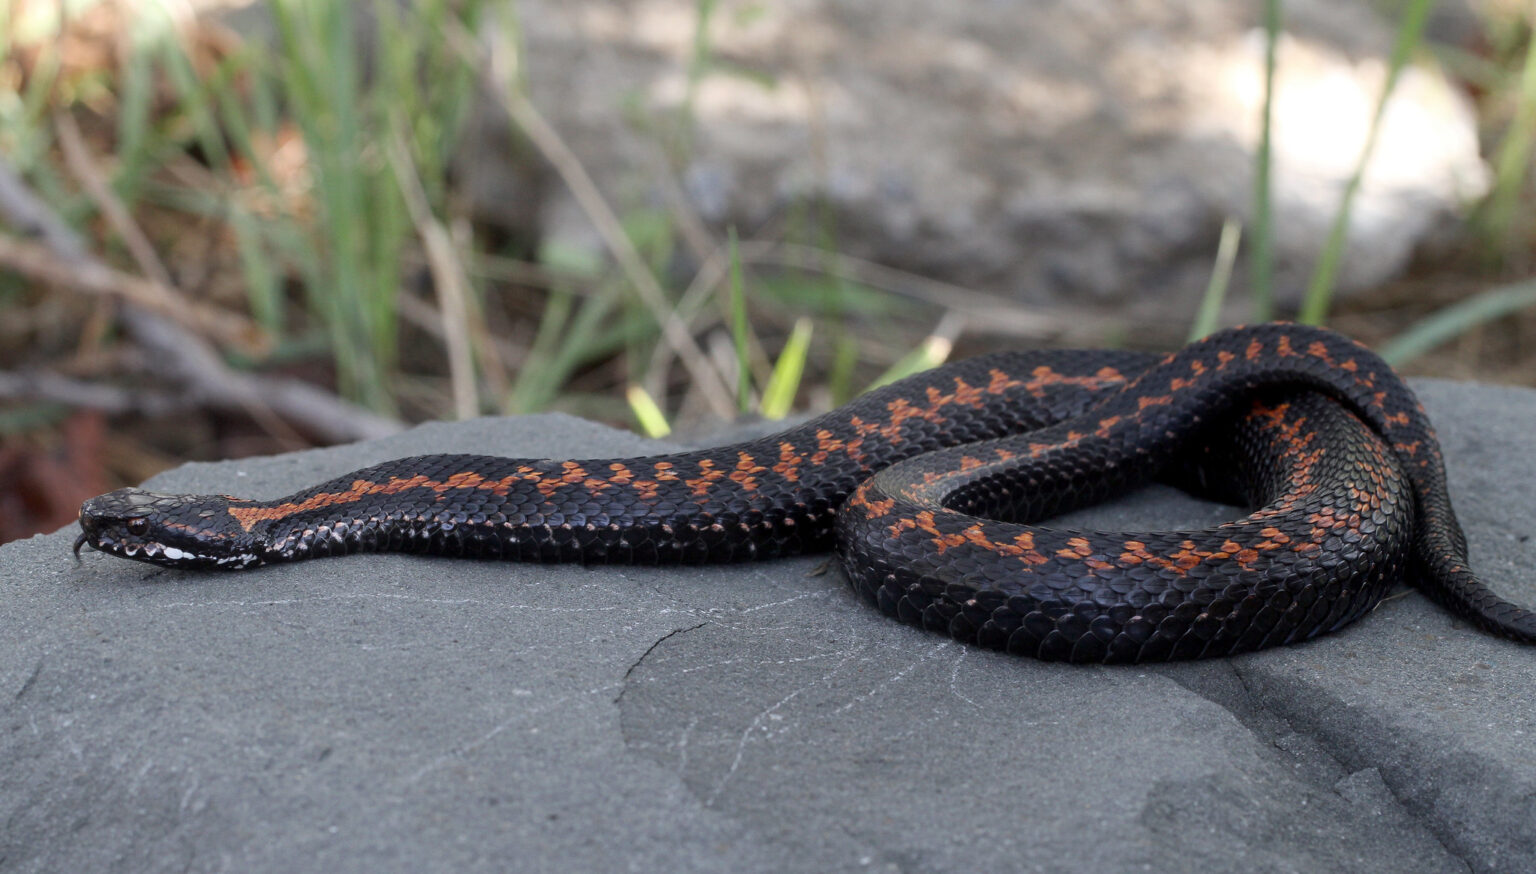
[75, 323, 1536, 662]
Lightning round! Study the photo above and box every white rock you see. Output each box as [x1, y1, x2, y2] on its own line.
[483, 0, 1486, 318]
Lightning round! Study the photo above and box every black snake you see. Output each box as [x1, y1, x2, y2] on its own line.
[75, 323, 1536, 662]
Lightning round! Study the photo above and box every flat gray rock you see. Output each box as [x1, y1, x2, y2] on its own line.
[3, 381, 1532, 873]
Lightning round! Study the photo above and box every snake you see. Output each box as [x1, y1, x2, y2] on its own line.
[75, 322, 1536, 663]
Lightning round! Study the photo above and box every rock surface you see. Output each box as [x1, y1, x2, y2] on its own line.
[483, 0, 1487, 315]
[4, 379, 1534, 873]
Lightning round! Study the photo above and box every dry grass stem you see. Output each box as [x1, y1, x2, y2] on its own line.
[54, 111, 176, 288]
[453, 21, 737, 419]
[388, 129, 480, 420]
[0, 233, 259, 352]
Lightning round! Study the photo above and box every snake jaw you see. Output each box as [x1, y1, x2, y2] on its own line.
[76, 488, 266, 570]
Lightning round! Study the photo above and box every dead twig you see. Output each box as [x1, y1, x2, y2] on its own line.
[117, 305, 401, 444]
[54, 111, 176, 288]
[0, 369, 192, 417]
[387, 128, 480, 421]
[451, 18, 738, 420]
[0, 156, 402, 444]
[0, 233, 258, 351]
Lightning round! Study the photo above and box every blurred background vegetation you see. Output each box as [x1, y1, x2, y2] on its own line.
[3, 0, 1536, 545]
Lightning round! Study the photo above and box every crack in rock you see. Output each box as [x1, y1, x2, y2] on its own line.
[1161, 660, 1475, 872]
[618, 623, 709, 698]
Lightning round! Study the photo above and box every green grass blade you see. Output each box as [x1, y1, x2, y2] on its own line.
[145, 2, 234, 176]
[726, 226, 752, 412]
[1298, 0, 1434, 325]
[506, 288, 575, 414]
[1479, 25, 1536, 252]
[868, 335, 952, 390]
[1250, 0, 1279, 321]
[760, 317, 813, 420]
[507, 283, 627, 414]
[1190, 218, 1243, 342]
[627, 385, 673, 438]
[1378, 279, 1536, 366]
[115, 27, 156, 194]
[228, 207, 283, 332]
[827, 334, 861, 406]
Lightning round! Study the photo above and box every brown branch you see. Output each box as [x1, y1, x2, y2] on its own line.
[451, 20, 738, 420]
[0, 369, 192, 417]
[0, 157, 402, 445]
[54, 110, 176, 288]
[387, 128, 480, 420]
[117, 306, 402, 444]
[0, 233, 259, 351]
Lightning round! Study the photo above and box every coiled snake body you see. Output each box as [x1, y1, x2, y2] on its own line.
[76, 323, 1536, 662]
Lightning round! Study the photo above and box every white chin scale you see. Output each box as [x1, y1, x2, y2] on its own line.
[117, 541, 260, 569]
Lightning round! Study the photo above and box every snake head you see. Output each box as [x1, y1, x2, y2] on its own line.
[76, 488, 266, 570]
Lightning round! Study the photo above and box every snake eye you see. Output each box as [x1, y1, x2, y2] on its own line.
[127, 518, 149, 536]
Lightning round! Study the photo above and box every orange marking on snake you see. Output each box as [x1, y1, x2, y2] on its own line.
[888, 508, 941, 539]
[949, 378, 987, 409]
[1305, 508, 1347, 543]
[987, 368, 1028, 395]
[627, 461, 680, 500]
[1118, 535, 1264, 575]
[437, 471, 483, 492]
[773, 441, 804, 482]
[1117, 540, 1179, 574]
[850, 415, 884, 438]
[811, 429, 843, 465]
[856, 492, 897, 519]
[537, 462, 609, 498]
[686, 459, 727, 497]
[730, 451, 767, 492]
[1020, 365, 1124, 399]
[930, 523, 992, 554]
[1005, 531, 1050, 565]
[228, 470, 543, 533]
[925, 522, 1061, 562]
[1057, 537, 1094, 560]
[1166, 540, 1212, 571]
[867, 372, 1036, 450]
